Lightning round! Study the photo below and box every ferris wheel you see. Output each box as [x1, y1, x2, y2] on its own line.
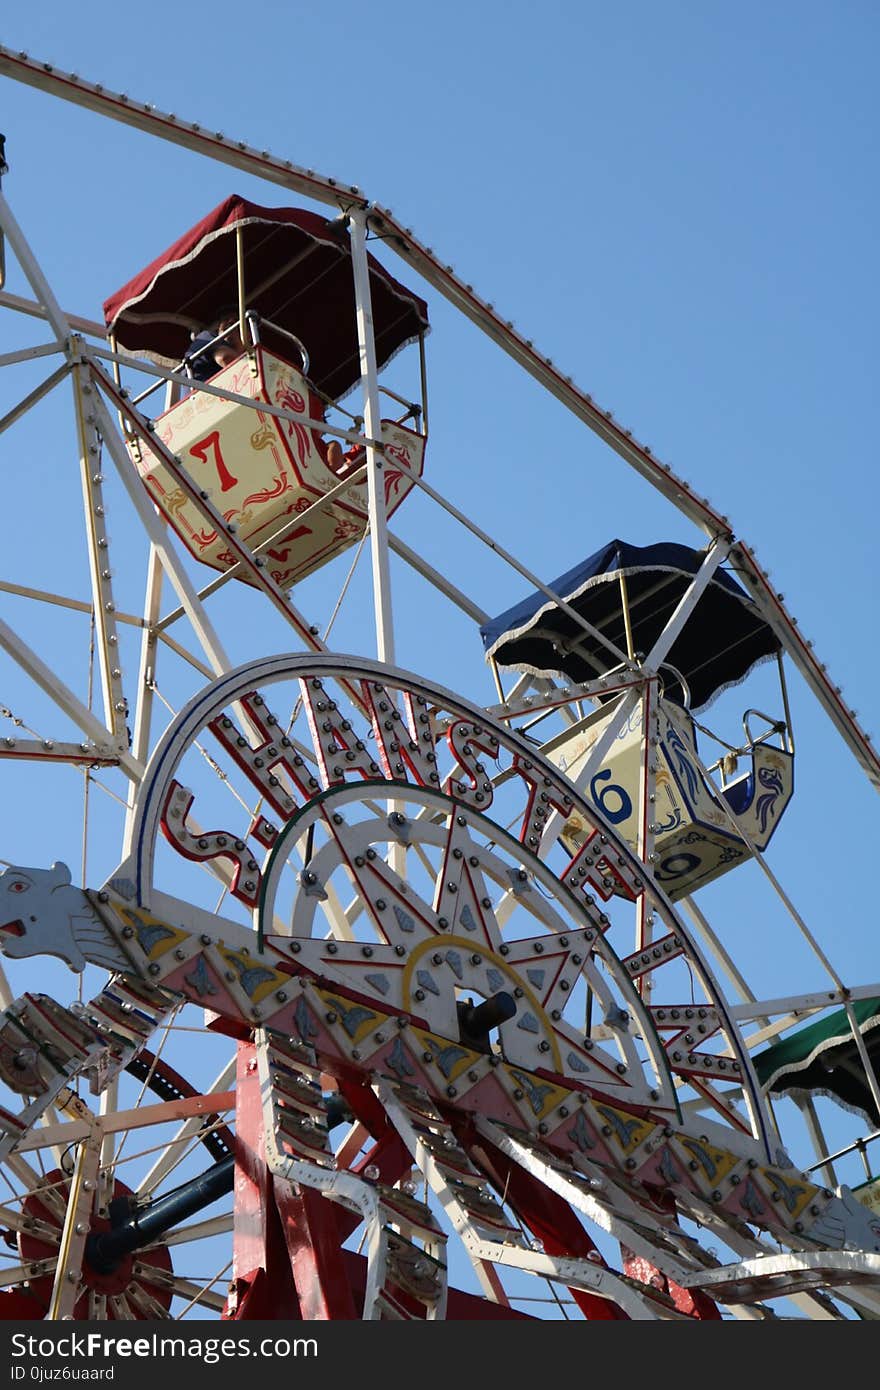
[0, 45, 878, 1323]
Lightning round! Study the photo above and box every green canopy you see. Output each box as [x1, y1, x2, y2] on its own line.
[753, 998, 880, 1125]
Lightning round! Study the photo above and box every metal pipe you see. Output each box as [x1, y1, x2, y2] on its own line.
[618, 572, 635, 660]
[456, 991, 516, 1054]
[349, 208, 395, 665]
[418, 331, 429, 436]
[85, 1154, 235, 1273]
[777, 649, 796, 754]
[804, 1127, 880, 1175]
[235, 223, 247, 351]
[0, 133, 7, 290]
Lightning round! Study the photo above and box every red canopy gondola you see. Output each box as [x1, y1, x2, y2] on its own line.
[103, 194, 429, 401]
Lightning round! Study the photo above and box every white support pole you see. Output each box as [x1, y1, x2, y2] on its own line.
[92, 396, 233, 678]
[387, 530, 490, 625]
[122, 373, 175, 847]
[635, 679, 659, 978]
[123, 543, 164, 848]
[0, 191, 71, 341]
[71, 353, 128, 741]
[798, 1097, 839, 1189]
[349, 209, 395, 665]
[0, 287, 106, 339]
[0, 341, 65, 370]
[681, 893, 762, 1014]
[45, 1134, 101, 1320]
[0, 195, 134, 753]
[0, 361, 68, 432]
[643, 538, 731, 673]
[400, 464, 629, 669]
[536, 687, 642, 855]
[0, 614, 141, 777]
[0, 741, 119, 766]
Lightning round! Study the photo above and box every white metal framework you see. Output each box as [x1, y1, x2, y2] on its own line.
[0, 45, 876, 1322]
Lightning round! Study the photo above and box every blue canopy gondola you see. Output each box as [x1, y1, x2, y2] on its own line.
[480, 538, 781, 710]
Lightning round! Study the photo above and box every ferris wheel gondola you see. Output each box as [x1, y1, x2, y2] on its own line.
[0, 44, 878, 1323]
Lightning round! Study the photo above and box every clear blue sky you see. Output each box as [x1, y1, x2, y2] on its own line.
[0, 0, 878, 1255]
[2, 2, 875, 672]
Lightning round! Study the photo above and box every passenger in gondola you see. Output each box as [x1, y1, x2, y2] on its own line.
[212, 313, 246, 369]
[183, 312, 245, 381]
[185, 309, 361, 479]
[182, 328, 217, 382]
[325, 435, 361, 479]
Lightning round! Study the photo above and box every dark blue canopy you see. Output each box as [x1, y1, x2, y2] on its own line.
[480, 539, 781, 710]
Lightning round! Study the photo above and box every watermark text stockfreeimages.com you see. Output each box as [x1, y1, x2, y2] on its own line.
[11, 1331, 317, 1375]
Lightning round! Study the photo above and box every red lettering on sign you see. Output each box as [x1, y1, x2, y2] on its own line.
[509, 753, 574, 846]
[361, 682, 440, 787]
[160, 781, 260, 909]
[210, 694, 319, 819]
[300, 681, 380, 787]
[561, 830, 642, 904]
[443, 721, 498, 809]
